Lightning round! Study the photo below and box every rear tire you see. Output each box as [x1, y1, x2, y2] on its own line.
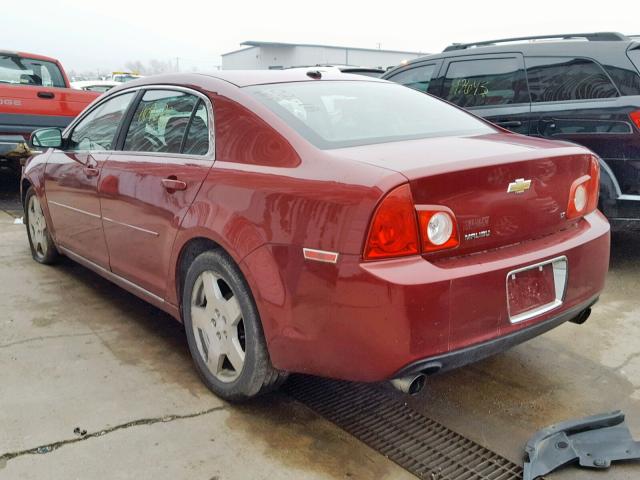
[182, 249, 287, 401]
[24, 187, 58, 265]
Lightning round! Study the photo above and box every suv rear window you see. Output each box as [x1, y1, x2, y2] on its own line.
[442, 57, 528, 107]
[0, 55, 65, 88]
[247, 81, 494, 149]
[526, 57, 618, 102]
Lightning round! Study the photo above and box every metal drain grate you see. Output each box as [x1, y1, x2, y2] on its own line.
[285, 375, 523, 480]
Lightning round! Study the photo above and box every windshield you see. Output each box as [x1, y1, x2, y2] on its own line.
[0, 55, 66, 87]
[247, 80, 494, 149]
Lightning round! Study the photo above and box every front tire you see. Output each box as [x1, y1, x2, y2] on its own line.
[24, 187, 58, 264]
[182, 249, 286, 401]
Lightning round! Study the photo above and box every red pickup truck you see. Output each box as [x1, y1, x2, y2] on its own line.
[0, 50, 99, 174]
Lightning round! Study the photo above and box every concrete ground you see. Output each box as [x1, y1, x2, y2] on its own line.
[1, 174, 639, 479]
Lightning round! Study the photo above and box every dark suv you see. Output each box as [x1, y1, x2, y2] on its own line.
[383, 32, 640, 230]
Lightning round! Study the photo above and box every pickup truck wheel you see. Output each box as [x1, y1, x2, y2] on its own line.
[25, 187, 58, 264]
[182, 249, 285, 401]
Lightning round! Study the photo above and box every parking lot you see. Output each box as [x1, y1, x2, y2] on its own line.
[0, 175, 638, 479]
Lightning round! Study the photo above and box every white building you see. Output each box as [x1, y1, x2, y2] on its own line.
[221, 41, 426, 70]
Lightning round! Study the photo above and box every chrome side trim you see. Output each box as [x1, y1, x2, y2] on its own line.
[103, 216, 159, 236]
[506, 256, 568, 324]
[618, 194, 640, 201]
[58, 246, 165, 304]
[48, 200, 101, 219]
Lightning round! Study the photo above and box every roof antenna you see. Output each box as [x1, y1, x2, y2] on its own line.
[306, 70, 322, 79]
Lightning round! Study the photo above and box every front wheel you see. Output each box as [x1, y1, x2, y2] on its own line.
[182, 249, 286, 401]
[24, 187, 58, 264]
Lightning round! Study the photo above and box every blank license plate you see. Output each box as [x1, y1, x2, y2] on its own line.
[507, 258, 567, 323]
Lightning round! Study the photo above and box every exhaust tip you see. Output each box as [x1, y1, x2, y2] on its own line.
[390, 374, 426, 395]
[570, 307, 591, 325]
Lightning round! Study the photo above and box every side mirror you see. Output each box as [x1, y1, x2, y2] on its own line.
[30, 128, 63, 149]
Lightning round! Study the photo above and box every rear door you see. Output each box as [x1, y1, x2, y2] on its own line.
[439, 54, 531, 134]
[98, 88, 213, 297]
[525, 56, 638, 194]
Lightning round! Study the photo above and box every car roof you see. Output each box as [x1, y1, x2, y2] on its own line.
[115, 70, 388, 90]
[0, 50, 59, 63]
[393, 38, 640, 71]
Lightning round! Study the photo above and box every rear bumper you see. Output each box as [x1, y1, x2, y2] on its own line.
[245, 211, 610, 382]
[395, 294, 598, 378]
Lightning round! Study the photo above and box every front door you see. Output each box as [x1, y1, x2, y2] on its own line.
[439, 54, 531, 135]
[44, 91, 136, 267]
[99, 89, 213, 297]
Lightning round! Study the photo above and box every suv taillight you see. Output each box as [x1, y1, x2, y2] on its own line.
[629, 111, 640, 131]
[364, 185, 459, 260]
[567, 156, 600, 219]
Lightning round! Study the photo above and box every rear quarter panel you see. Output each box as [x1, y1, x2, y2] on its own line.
[166, 92, 405, 342]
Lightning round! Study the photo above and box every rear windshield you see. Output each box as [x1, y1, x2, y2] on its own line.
[246, 81, 494, 149]
[0, 55, 66, 88]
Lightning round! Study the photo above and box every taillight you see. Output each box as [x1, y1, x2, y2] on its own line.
[417, 207, 459, 253]
[630, 111, 640, 131]
[364, 185, 459, 260]
[364, 184, 419, 260]
[566, 156, 600, 219]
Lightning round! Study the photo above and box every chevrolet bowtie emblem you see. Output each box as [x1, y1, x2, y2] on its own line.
[507, 178, 532, 194]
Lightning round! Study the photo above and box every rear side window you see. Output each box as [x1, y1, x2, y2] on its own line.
[0, 55, 65, 88]
[442, 57, 528, 107]
[124, 90, 209, 155]
[526, 57, 619, 102]
[68, 92, 135, 151]
[388, 65, 436, 93]
[183, 101, 210, 155]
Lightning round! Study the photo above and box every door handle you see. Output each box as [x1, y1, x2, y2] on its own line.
[37, 91, 55, 99]
[162, 177, 187, 192]
[84, 155, 99, 177]
[495, 120, 522, 128]
[84, 167, 99, 177]
[539, 119, 557, 131]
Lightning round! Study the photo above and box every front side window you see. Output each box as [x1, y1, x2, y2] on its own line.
[68, 92, 135, 151]
[248, 81, 494, 149]
[526, 57, 619, 102]
[388, 65, 436, 93]
[442, 57, 528, 107]
[124, 90, 208, 154]
[0, 55, 66, 87]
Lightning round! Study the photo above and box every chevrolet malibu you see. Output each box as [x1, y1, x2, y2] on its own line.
[22, 70, 610, 400]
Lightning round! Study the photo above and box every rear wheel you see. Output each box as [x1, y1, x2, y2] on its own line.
[25, 187, 58, 264]
[182, 249, 286, 401]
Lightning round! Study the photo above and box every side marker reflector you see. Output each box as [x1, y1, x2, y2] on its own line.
[303, 248, 339, 264]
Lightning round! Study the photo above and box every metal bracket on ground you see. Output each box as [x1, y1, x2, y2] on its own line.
[523, 410, 640, 480]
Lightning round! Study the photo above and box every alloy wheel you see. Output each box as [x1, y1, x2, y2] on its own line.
[28, 195, 48, 260]
[190, 271, 246, 383]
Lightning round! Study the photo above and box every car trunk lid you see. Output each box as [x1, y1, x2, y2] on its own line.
[333, 132, 594, 257]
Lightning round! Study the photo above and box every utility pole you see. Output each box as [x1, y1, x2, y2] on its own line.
[176, 57, 180, 72]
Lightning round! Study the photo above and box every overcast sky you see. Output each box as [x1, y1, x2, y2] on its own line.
[5, 0, 640, 73]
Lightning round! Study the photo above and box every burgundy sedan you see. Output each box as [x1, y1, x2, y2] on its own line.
[22, 70, 609, 400]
